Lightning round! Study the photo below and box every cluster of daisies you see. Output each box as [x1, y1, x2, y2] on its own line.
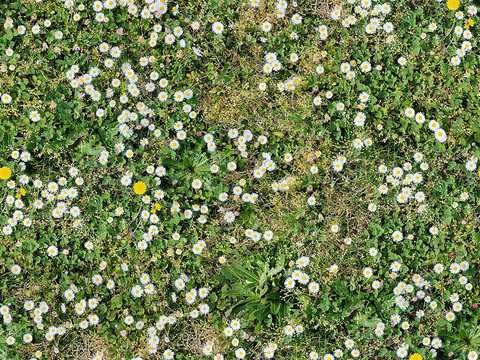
[66, 63, 104, 102]
[339, 59, 378, 80]
[315, 93, 376, 151]
[2, 299, 73, 346]
[65, 53, 197, 154]
[132, 311, 183, 355]
[396, 340, 441, 359]
[380, 260, 472, 357]
[64, 0, 179, 23]
[271, 175, 296, 192]
[217, 1, 309, 91]
[443, 3, 477, 67]
[262, 52, 283, 74]
[376, 152, 431, 209]
[172, 274, 209, 306]
[244, 228, 274, 242]
[252, 152, 276, 180]
[305, 338, 361, 360]
[111, 272, 213, 355]
[418, 4, 476, 72]
[329, 0, 395, 44]
[283, 323, 304, 336]
[261, 342, 279, 359]
[56, 3, 199, 161]
[314, 89, 371, 125]
[283, 256, 320, 295]
[130, 273, 157, 298]
[465, 155, 478, 172]
[404, 107, 447, 143]
[2, 155, 84, 236]
[223, 319, 243, 344]
[67, 269, 210, 356]
[113, 123, 286, 240]
[258, 51, 306, 92]
[228, 128, 267, 158]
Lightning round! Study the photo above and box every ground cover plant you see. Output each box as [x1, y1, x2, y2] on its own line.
[1, 0, 480, 359]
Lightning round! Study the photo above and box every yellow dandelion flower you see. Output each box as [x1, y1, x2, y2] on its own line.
[150, 203, 161, 213]
[409, 354, 422, 360]
[447, 0, 460, 10]
[133, 181, 147, 195]
[0, 166, 12, 180]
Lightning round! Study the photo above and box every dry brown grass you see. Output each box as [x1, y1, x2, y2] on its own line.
[173, 320, 225, 357]
[299, 0, 344, 18]
[61, 334, 109, 360]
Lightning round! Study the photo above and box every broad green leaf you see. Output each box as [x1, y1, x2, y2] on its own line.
[231, 263, 260, 283]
